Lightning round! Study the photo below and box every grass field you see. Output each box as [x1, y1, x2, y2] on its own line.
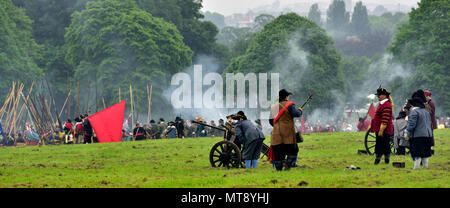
[0, 129, 448, 188]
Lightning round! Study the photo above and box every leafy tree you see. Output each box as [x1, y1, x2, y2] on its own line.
[0, 0, 42, 98]
[350, 1, 370, 36]
[253, 14, 275, 32]
[12, 0, 94, 105]
[225, 13, 345, 112]
[369, 12, 407, 34]
[64, 0, 193, 117]
[136, 0, 218, 57]
[389, 0, 450, 115]
[326, 0, 350, 32]
[12, 0, 91, 46]
[308, 3, 321, 26]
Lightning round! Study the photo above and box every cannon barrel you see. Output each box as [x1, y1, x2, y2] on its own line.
[191, 120, 226, 132]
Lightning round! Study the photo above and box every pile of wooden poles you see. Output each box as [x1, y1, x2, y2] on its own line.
[0, 82, 33, 138]
[0, 80, 69, 143]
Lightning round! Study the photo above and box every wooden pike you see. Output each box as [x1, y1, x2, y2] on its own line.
[76, 78, 80, 116]
[147, 85, 152, 123]
[11, 82, 34, 136]
[0, 85, 15, 120]
[58, 90, 72, 118]
[102, 97, 106, 110]
[45, 79, 61, 128]
[86, 80, 91, 113]
[130, 84, 134, 129]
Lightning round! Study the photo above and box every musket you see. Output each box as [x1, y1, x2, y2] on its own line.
[299, 91, 314, 110]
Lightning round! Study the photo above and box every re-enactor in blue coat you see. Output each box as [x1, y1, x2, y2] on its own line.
[234, 111, 266, 169]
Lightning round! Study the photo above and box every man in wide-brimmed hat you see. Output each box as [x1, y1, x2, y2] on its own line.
[406, 97, 433, 169]
[370, 87, 394, 164]
[234, 111, 265, 169]
[424, 91, 436, 151]
[269, 89, 302, 170]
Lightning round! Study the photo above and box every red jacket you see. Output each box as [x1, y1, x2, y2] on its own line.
[428, 99, 437, 129]
[357, 118, 371, 131]
[370, 100, 393, 135]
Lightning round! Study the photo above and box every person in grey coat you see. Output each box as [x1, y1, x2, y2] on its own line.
[394, 111, 409, 155]
[405, 98, 433, 169]
[234, 111, 266, 169]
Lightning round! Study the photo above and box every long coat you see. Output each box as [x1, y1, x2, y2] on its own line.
[270, 101, 302, 146]
[235, 120, 265, 147]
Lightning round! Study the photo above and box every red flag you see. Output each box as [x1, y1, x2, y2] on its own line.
[368, 102, 376, 120]
[301, 115, 305, 133]
[88, 100, 126, 143]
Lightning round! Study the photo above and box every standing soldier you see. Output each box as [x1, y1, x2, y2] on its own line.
[132, 122, 147, 141]
[158, 118, 167, 139]
[424, 91, 436, 154]
[269, 89, 302, 171]
[175, 117, 184, 138]
[218, 119, 225, 138]
[370, 87, 394, 165]
[183, 120, 190, 138]
[209, 120, 217, 137]
[74, 117, 84, 144]
[148, 120, 158, 139]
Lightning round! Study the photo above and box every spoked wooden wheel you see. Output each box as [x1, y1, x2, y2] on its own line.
[364, 129, 377, 155]
[365, 129, 397, 155]
[210, 141, 242, 168]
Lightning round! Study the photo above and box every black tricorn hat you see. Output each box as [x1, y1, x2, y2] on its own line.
[279, 89, 292, 101]
[375, 87, 390, 96]
[150, 120, 155, 123]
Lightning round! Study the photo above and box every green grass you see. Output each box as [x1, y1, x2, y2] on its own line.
[0, 129, 448, 188]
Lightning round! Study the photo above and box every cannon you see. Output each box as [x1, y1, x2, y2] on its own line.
[364, 128, 396, 155]
[191, 120, 269, 168]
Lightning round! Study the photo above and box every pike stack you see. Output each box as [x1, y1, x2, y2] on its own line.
[0, 80, 65, 145]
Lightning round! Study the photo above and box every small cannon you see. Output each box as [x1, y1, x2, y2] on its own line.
[192, 120, 269, 168]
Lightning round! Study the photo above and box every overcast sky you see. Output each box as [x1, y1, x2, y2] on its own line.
[202, 0, 421, 16]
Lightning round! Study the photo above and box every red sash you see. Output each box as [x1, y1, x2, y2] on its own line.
[268, 101, 295, 162]
[273, 101, 295, 124]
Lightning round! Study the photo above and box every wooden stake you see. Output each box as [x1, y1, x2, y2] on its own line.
[86, 80, 91, 114]
[119, 87, 121, 102]
[147, 85, 152, 123]
[76, 78, 80, 116]
[58, 90, 72, 118]
[102, 97, 106, 110]
[130, 84, 134, 129]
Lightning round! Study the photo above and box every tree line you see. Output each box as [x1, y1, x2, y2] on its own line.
[0, 0, 448, 120]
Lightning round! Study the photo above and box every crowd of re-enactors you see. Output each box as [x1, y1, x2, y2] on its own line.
[0, 87, 448, 171]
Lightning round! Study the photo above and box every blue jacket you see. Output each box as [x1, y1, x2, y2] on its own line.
[406, 108, 433, 138]
[235, 120, 265, 147]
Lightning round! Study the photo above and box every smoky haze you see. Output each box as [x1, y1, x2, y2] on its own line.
[202, 0, 420, 16]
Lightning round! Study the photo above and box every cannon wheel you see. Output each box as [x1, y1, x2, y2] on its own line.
[364, 129, 396, 155]
[210, 140, 242, 168]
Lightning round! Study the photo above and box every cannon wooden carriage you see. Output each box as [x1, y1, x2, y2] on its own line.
[192, 120, 269, 168]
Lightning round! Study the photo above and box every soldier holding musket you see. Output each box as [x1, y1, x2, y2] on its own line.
[371, 87, 394, 165]
[269, 89, 303, 171]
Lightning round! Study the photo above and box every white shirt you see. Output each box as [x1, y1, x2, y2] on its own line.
[380, 98, 389, 105]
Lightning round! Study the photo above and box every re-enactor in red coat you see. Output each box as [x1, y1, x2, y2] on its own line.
[370, 87, 394, 165]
